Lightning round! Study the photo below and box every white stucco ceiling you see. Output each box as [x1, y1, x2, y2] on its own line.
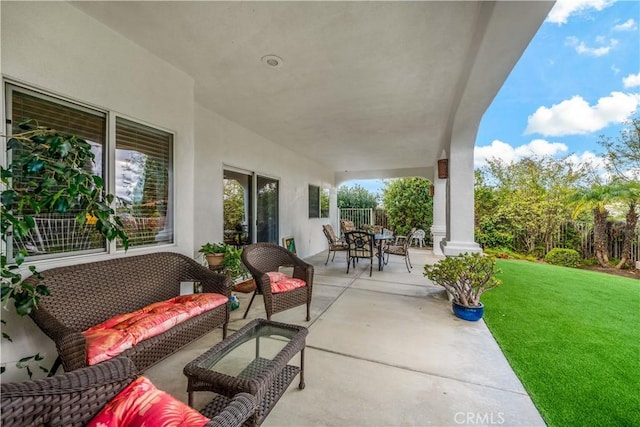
[72, 1, 553, 180]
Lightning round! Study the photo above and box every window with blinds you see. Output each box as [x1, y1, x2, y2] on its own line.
[320, 187, 330, 218]
[309, 185, 320, 218]
[309, 185, 330, 218]
[5, 83, 175, 259]
[115, 118, 173, 248]
[7, 85, 107, 258]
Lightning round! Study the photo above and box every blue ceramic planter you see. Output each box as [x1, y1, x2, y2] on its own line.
[452, 301, 484, 321]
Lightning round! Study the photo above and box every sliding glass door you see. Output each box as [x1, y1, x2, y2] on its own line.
[223, 169, 278, 245]
[256, 176, 278, 243]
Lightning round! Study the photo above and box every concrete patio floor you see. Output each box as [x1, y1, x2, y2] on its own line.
[145, 248, 545, 426]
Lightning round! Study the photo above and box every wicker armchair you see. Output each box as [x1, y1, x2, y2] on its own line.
[241, 243, 314, 321]
[0, 357, 257, 427]
[322, 224, 348, 265]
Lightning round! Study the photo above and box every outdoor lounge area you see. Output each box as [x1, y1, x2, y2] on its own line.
[143, 248, 544, 426]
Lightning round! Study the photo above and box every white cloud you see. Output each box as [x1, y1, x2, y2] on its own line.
[613, 18, 637, 31]
[566, 151, 606, 170]
[547, 0, 613, 25]
[565, 36, 618, 56]
[611, 64, 621, 74]
[623, 73, 640, 88]
[525, 92, 640, 136]
[475, 140, 606, 176]
[474, 139, 568, 168]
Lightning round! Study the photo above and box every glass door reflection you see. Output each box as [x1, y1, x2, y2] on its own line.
[256, 176, 278, 243]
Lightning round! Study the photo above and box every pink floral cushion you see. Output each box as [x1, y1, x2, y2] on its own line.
[83, 293, 228, 365]
[267, 271, 306, 294]
[87, 376, 210, 427]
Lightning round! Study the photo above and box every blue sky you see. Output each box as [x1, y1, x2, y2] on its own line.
[348, 0, 640, 195]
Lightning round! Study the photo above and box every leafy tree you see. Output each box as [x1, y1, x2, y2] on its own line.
[597, 116, 640, 268]
[609, 181, 640, 269]
[568, 184, 615, 268]
[139, 158, 168, 217]
[223, 179, 245, 230]
[600, 113, 640, 181]
[476, 156, 589, 255]
[381, 178, 433, 236]
[337, 184, 378, 209]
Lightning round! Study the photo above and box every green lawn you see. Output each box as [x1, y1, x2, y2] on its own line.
[482, 260, 640, 427]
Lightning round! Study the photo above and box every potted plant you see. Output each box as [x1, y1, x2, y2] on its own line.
[423, 252, 501, 321]
[223, 246, 256, 294]
[199, 242, 227, 267]
[222, 246, 249, 282]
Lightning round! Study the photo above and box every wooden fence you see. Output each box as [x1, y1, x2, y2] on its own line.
[548, 221, 639, 262]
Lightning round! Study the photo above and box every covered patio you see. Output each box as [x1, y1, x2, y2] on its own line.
[1, 0, 555, 260]
[1, 0, 555, 398]
[145, 249, 544, 426]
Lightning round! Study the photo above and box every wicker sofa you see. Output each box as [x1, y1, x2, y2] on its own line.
[1, 357, 256, 427]
[24, 252, 232, 374]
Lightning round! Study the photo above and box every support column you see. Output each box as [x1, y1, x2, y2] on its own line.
[440, 139, 481, 256]
[430, 162, 447, 256]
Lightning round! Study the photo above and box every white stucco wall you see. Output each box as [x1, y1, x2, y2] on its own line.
[0, 1, 196, 380]
[194, 103, 333, 259]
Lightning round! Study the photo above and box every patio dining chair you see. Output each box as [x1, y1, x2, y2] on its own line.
[394, 227, 416, 246]
[340, 219, 356, 235]
[241, 242, 314, 321]
[322, 224, 348, 265]
[344, 230, 376, 277]
[384, 230, 413, 272]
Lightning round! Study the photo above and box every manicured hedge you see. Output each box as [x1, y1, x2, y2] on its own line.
[544, 248, 581, 267]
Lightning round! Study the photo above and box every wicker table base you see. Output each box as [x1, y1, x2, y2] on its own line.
[184, 319, 308, 427]
[200, 364, 300, 424]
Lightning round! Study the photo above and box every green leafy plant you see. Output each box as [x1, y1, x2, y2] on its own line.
[544, 248, 581, 268]
[1, 120, 129, 377]
[382, 177, 433, 236]
[198, 242, 228, 255]
[222, 246, 249, 282]
[423, 252, 501, 307]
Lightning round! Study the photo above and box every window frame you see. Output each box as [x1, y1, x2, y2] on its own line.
[308, 184, 330, 219]
[4, 81, 176, 261]
[114, 116, 175, 249]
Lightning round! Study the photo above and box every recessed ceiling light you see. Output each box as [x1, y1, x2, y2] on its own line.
[261, 54, 283, 69]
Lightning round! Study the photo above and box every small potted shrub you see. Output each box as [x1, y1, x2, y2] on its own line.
[199, 242, 228, 267]
[424, 252, 501, 321]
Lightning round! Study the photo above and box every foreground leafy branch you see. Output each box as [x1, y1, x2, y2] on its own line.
[1, 119, 129, 377]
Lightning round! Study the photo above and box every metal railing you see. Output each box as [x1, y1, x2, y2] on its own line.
[338, 208, 391, 235]
[338, 208, 373, 231]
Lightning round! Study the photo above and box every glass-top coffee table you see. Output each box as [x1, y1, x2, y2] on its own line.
[183, 318, 308, 426]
